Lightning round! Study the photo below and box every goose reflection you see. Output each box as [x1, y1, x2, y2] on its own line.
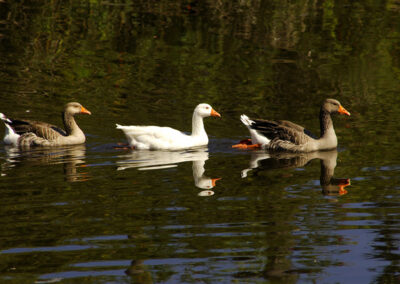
[125, 259, 153, 282]
[241, 149, 350, 195]
[116, 148, 220, 194]
[1, 144, 89, 182]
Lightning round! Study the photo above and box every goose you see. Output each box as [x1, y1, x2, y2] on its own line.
[0, 102, 91, 147]
[233, 98, 350, 152]
[116, 103, 221, 150]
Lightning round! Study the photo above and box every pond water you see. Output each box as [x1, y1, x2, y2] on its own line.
[1, 1, 400, 283]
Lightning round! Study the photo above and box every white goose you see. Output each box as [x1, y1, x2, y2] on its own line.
[116, 103, 221, 150]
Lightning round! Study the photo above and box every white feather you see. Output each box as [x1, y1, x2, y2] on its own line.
[240, 114, 270, 146]
[0, 113, 11, 124]
[0, 113, 19, 145]
[116, 103, 220, 150]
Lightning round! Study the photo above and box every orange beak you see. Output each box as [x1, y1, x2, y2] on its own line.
[211, 178, 221, 187]
[211, 108, 221, 117]
[338, 105, 350, 116]
[80, 106, 92, 115]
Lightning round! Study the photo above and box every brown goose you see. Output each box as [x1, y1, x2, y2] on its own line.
[233, 98, 350, 152]
[0, 102, 91, 147]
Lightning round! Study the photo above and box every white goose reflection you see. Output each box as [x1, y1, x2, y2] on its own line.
[241, 149, 350, 196]
[1, 144, 89, 182]
[116, 148, 220, 194]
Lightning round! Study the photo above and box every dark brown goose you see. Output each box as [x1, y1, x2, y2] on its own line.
[233, 98, 350, 152]
[0, 102, 91, 147]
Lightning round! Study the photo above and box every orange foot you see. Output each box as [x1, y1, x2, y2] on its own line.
[211, 177, 222, 187]
[232, 139, 261, 149]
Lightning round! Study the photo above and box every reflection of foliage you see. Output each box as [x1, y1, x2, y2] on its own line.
[2, 1, 400, 112]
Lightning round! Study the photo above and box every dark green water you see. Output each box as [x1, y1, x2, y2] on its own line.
[1, 1, 400, 283]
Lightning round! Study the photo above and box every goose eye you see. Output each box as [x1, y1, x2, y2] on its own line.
[205, 106, 209, 110]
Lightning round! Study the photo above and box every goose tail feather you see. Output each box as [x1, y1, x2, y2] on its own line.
[240, 114, 254, 127]
[1, 113, 20, 145]
[0, 113, 12, 124]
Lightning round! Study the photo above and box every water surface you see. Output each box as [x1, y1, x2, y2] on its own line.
[1, 1, 400, 283]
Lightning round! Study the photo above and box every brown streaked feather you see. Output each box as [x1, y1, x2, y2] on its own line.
[268, 138, 308, 152]
[251, 119, 316, 146]
[276, 120, 317, 139]
[8, 119, 67, 140]
[18, 133, 53, 147]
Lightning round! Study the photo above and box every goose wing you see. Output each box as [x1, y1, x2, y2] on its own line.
[8, 119, 66, 140]
[116, 124, 190, 148]
[250, 119, 316, 145]
[117, 125, 184, 140]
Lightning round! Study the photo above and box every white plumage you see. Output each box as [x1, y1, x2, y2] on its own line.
[0, 113, 19, 145]
[240, 114, 270, 146]
[116, 103, 221, 150]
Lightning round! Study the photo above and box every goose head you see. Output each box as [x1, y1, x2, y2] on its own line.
[194, 103, 221, 118]
[322, 99, 350, 116]
[65, 102, 92, 116]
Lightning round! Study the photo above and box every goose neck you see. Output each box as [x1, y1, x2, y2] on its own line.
[317, 108, 338, 150]
[319, 109, 334, 138]
[63, 111, 82, 136]
[192, 113, 206, 137]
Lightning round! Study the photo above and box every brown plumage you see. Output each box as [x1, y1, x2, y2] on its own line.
[234, 98, 350, 152]
[250, 119, 317, 147]
[2, 102, 91, 147]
